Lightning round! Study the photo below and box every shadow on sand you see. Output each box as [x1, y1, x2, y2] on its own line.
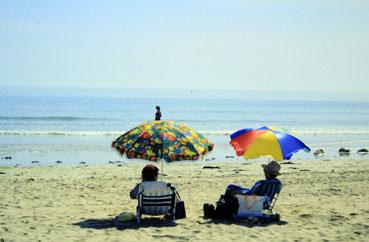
[198, 217, 288, 228]
[74, 217, 176, 230]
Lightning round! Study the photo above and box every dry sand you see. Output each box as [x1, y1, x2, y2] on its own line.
[1, 159, 369, 242]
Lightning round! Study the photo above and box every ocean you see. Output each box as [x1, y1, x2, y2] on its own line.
[1, 87, 369, 166]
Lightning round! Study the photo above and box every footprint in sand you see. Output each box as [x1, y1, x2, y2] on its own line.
[152, 235, 189, 241]
[329, 214, 347, 222]
[299, 213, 313, 218]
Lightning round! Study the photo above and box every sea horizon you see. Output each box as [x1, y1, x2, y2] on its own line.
[1, 85, 369, 101]
[1, 86, 369, 166]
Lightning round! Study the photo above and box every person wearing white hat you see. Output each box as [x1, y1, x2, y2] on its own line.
[225, 160, 282, 196]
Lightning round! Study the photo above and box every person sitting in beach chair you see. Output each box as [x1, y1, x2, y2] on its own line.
[225, 160, 282, 213]
[204, 160, 282, 220]
[130, 164, 177, 223]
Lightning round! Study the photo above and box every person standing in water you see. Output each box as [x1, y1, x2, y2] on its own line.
[155, 106, 162, 121]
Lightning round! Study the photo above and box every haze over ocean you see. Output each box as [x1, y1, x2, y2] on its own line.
[2, 1, 369, 165]
[1, 87, 369, 166]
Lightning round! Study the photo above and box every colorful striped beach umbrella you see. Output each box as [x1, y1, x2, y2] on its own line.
[230, 126, 310, 161]
[112, 120, 214, 162]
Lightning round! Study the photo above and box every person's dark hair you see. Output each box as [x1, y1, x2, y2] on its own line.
[142, 164, 159, 181]
[156, 106, 160, 111]
[269, 173, 277, 179]
[264, 170, 277, 179]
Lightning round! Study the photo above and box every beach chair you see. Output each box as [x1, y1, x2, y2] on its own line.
[261, 181, 283, 214]
[236, 180, 283, 220]
[136, 181, 177, 223]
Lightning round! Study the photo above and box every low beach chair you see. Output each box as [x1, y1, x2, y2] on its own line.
[136, 181, 177, 223]
[236, 180, 283, 220]
[254, 180, 283, 213]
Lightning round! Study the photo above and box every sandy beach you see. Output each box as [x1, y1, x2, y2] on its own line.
[2, 0, 369, 241]
[1, 159, 369, 241]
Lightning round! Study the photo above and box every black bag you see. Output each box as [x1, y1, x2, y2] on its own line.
[175, 192, 186, 219]
[203, 203, 216, 219]
[215, 194, 239, 220]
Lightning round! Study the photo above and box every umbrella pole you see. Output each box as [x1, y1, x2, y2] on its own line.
[159, 145, 164, 181]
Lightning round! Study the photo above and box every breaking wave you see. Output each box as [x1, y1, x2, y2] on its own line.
[0, 116, 100, 121]
[1, 129, 369, 136]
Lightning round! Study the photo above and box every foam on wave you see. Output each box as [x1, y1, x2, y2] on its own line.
[1, 129, 369, 136]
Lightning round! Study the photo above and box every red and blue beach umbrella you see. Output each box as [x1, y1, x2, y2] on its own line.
[230, 126, 310, 161]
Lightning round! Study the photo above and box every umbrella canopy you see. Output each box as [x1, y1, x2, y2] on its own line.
[230, 126, 310, 161]
[112, 120, 214, 162]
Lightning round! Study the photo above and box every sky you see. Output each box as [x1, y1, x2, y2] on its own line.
[1, 0, 369, 93]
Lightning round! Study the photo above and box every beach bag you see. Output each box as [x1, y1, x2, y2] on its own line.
[203, 203, 216, 219]
[175, 192, 186, 219]
[215, 194, 239, 220]
[236, 195, 267, 217]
